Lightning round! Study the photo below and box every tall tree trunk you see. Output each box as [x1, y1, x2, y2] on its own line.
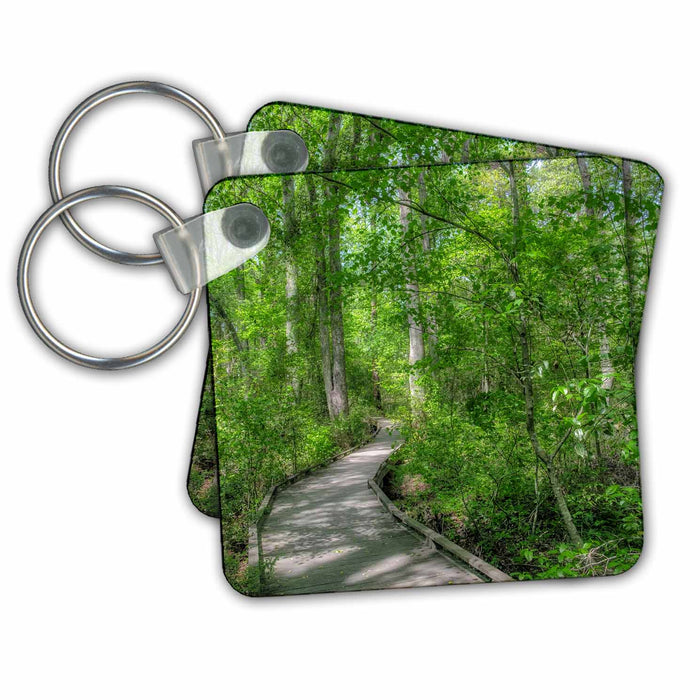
[317, 247, 334, 416]
[399, 188, 426, 411]
[282, 178, 299, 395]
[505, 162, 583, 548]
[622, 159, 638, 352]
[371, 294, 383, 412]
[418, 172, 437, 361]
[285, 261, 298, 357]
[577, 156, 615, 391]
[307, 179, 334, 416]
[327, 192, 349, 416]
[316, 245, 334, 416]
[316, 113, 349, 418]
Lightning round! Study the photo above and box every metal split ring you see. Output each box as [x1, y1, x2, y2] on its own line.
[18, 186, 202, 370]
[48, 81, 226, 266]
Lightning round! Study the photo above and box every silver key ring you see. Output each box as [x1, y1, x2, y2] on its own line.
[18, 185, 202, 370]
[48, 81, 226, 266]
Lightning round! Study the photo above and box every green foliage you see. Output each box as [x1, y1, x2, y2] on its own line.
[204, 106, 661, 589]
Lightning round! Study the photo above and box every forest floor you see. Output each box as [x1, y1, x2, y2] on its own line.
[260, 420, 483, 594]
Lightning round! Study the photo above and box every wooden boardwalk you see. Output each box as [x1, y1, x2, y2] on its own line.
[260, 422, 483, 595]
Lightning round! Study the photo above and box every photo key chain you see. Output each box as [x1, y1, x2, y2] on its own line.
[202, 156, 661, 595]
[17, 81, 663, 597]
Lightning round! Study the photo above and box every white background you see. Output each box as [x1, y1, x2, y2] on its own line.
[1, 2, 696, 697]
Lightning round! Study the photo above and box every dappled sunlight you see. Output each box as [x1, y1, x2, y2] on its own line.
[261, 427, 481, 594]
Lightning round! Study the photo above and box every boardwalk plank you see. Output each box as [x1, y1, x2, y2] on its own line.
[260, 422, 483, 595]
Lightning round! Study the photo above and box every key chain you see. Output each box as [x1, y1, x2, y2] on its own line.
[203, 155, 661, 594]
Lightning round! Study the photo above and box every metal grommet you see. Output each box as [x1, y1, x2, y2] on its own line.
[18, 185, 202, 370]
[49, 81, 226, 266]
[222, 203, 271, 249]
[261, 130, 309, 173]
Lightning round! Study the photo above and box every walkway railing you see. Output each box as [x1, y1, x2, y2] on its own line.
[368, 448, 513, 583]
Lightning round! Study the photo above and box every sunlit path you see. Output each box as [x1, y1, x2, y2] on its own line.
[260, 420, 483, 594]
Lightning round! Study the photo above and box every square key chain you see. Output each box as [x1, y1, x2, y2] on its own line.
[203, 155, 661, 595]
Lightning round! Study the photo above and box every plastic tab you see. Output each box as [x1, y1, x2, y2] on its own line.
[154, 204, 270, 293]
[193, 130, 308, 194]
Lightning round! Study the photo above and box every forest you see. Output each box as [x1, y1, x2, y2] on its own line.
[197, 107, 662, 592]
